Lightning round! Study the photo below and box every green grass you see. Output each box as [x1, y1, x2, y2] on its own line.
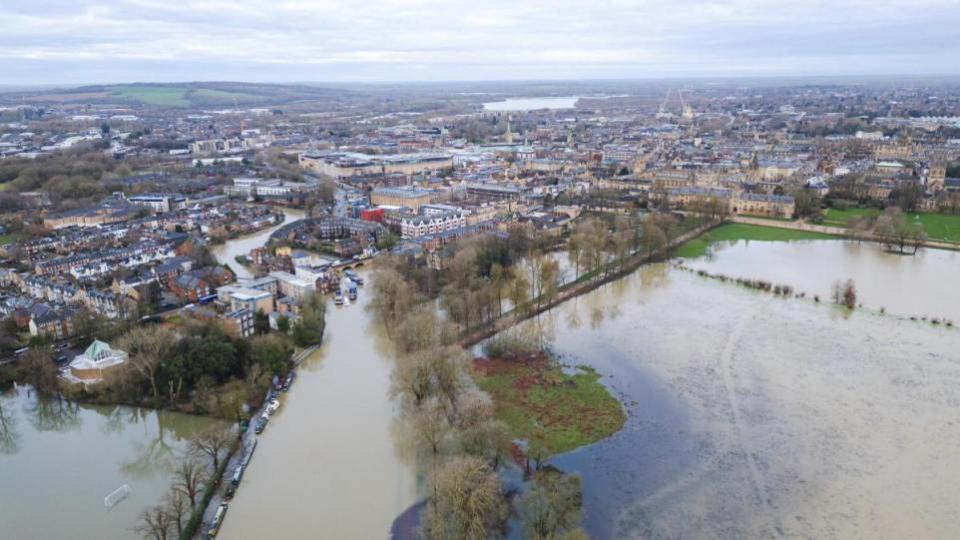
[911, 213, 960, 243]
[109, 85, 190, 107]
[0, 233, 21, 246]
[823, 207, 881, 227]
[825, 208, 960, 242]
[475, 357, 625, 455]
[675, 223, 839, 258]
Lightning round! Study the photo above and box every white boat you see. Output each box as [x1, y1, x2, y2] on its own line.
[266, 399, 280, 415]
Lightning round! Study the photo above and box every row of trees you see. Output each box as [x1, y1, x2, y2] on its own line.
[134, 426, 237, 540]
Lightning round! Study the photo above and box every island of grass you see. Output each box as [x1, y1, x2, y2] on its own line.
[474, 354, 626, 456]
[675, 222, 839, 258]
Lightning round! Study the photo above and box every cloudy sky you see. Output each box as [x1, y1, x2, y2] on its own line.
[2, 0, 960, 85]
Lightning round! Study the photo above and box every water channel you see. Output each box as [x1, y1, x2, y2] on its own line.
[498, 239, 960, 539]
[0, 388, 224, 540]
[209, 208, 305, 280]
[210, 211, 418, 539]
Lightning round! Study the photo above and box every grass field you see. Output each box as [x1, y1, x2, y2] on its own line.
[823, 207, 881, 227]
[475, 355, 626, 455]
[825, 208, 960, 243]
[109, 85, 190, 107]
[675, 223, 839, 258]
[0, 234, 19, 246]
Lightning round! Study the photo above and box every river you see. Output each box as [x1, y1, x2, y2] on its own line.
[496, 240, 960, 539]
[0, 388, 225, 540]
[214, 273, 418, 539]
[210, 219, 417, 539]
[483, 96, 580, 111]
[209, 208, 305, 280]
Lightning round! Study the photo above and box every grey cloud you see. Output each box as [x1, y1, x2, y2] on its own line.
[1, 0, 959, 84]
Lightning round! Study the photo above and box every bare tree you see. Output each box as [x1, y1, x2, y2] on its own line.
[172, 455, 208, 508]
[20, 347, 58, 395]
[132, 504, 173, 540]
[115, 326, 176, 403]
[163, 490, 190, 538]
[189, 426, 233, 471]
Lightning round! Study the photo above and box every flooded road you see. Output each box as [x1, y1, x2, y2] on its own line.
[0, 388, 224, 540]
[501, 244, 960, 539]
[210, 208, 304, 280]
[216, 275, 418, 539]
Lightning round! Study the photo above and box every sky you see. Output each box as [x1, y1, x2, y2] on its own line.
[2, 0, 960, 85]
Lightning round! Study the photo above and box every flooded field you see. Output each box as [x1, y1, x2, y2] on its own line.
[684, 238, 960, 321]
[215, 274, 418, 539]
[0, 389, 223, 540]
[501, 242, 960, 539]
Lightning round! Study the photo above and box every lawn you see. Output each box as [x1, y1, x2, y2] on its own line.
[675, 223, 838, 258]
[825, 208, 960, 243]
[823, 207, 881, 227]
[474, 355, 626, 456]
[109, 85, 190, 107]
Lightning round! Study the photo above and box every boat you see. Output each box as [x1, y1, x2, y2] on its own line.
[266, 398, 280, 415]
[344, 269, 364, 285]
[207, 503, 228, 538]
[334, 290, 344, 306]
[230, 464, 244, 487]
[347, 283, 358, 301]
[254, 415, 268, 434]
[282, 372, 295, 392]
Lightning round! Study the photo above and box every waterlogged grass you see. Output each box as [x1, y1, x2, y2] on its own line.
[474, 355, 626, 455]
[675, 223, 838, 258]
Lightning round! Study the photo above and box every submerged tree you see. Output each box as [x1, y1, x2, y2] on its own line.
[421, 455, 508, 540]
[521, 470, 586, 540]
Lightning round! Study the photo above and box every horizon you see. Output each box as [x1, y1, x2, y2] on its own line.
[4, 1, 960, 85]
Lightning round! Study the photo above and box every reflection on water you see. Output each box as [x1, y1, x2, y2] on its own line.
[685, 239, 960, 321]
[0, 388, 223, 540]
[504, 257, 960, 539]
[216, 271, 418, 539]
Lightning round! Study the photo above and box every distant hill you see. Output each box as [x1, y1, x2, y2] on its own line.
[0, 82, 356, 108]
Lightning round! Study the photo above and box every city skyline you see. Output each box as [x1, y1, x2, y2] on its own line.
[3, 0, 960, 85]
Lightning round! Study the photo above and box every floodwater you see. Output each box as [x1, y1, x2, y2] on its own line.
[498, 243, 960, 539]
[0, 388, 224, 540]
[684, 238, 960, 321]
[483, 96, 580, 111]
[209, 208, 304, 279]
[215, 271, 418, 539]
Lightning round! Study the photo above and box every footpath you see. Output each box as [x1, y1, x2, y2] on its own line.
[459, 220, 720, 347]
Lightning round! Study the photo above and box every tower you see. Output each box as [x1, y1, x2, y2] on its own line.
[505, 114, 514, 144]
